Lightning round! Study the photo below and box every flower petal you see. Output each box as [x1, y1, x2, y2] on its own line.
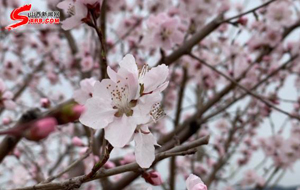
[186, 174, 205, 190]
[119, 54, 138, 76]
[73, 89, 90, 105]
[107, 66, 118, 83]
[3, 100, 16, 110]
[105, 115, 136, 148]
[141, 64, 169, 93]
[133, 93, 162, 124]
[79, 97, 115, 129]
[57, 0, 72, 10]
[61, 17, 81, 30]
[92, 80, 113, 100]
[134, 130, 156, 168]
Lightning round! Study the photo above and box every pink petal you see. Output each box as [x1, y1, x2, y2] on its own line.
[79, 97, 115, 129]
[61, 16, 82, 30]
[92, 80, 112, 101]
[2, 91, 13, 99]
[119, 54, 138, 76]
[57, 0, 72, 10]
[4, 100, 16, 110]
[134, 130, 156, 168]
[105, 115, 136, 148]
[107, 67, 118, 83]
[186, 174, 205, 190]
[73, 89, 90, 105]
[141, 64, 169, 93]
[133, 93, 162, 124]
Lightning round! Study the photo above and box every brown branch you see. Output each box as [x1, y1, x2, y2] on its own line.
[10, 136, 209, 190]
[189, 53, 300, 121]
[170, 67, 188, 190]
[155, 14, 224, 66]
[223, 0, 277, 22]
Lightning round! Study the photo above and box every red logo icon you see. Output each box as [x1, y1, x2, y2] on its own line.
[5, 4, 32, 31]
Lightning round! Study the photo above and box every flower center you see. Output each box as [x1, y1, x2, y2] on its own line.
[107, 80, 135, 117]
[161, 28, 172, 41]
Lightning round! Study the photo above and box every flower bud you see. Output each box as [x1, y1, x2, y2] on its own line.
[142, 171, 163, 186]
[53, 103, 85, 125]
[24, 117, 57, 141]
[104, 161, 115, 169]
[72, 136, 84, 147]
[2, 117, 11, 125]
[40, 98, 51, 108]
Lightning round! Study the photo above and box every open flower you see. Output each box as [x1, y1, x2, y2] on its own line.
[79, 54, 169, 167]
[73, 77, 96, 105]
[186, 174, 207, 190]
[57, 0, 88, 30]
[142, 13, 184, 50]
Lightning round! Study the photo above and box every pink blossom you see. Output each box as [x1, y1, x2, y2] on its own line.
[57, 0, 99, 30]
[186, 174, 207, 190]
[2, 117, 12, 125]
[73, 78, 97, 105]
[104, 161, 115, 169]
[142, 171, 163, 186]
[266, 1, 293, 29]
[40, 98, 51, 108]
[72, 136, 84, 146]
[80, 56, 95, 72]
[241, 170, 265, 187]
[79, 54, 169, 168]
[0, 79, 16, 110]
[142, 13, 184, 50]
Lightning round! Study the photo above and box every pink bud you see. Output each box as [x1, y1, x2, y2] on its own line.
[73, 105, 85, 116]
[13, 148, 21, 158]
[104, 161, 116, 169]
[2, 117, 11, 125]
[238, 17, 248, 26]
[25, 117, 57, 141]
[72, 136, 84, 147]
[142, 171, 163, 186]
[40, 98, 51, 108]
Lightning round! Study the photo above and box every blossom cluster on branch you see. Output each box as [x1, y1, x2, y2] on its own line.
[1, 0, 300, 190]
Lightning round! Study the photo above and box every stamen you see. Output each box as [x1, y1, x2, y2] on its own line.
[139, 64, 149, 79]
[67, 4, 75, 16]
[150, 103, 165, 122]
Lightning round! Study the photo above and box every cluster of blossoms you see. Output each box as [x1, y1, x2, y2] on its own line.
[259, 123, 300, 169]
[2, 0, 300, 189]
[75, 54, 169, 168]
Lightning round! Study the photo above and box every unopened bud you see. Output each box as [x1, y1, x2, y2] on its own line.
[40, 98, 51, 108]
[238, 16, 248, 26]
[142, 171, 163, 186]
[72, 136, 84, 147]
[2, 117, 11, 125]
[53, 103, 85, 125]
[104, 161, 116, 169]
[24, 117, 57, 141]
